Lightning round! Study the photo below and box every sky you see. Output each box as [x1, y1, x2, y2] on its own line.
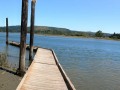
[0, 0, 120, 33]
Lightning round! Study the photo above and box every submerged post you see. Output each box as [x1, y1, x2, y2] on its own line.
[6, 18, 8, 44]
[18, 0, 28, 76]
[29, 0, 36, 61]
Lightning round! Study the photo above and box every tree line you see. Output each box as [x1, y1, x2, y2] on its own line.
[0, 26, 120, 39]
[95, 30, 120, 39]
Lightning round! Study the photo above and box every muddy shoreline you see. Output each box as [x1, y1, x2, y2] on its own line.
[0, 70, 22, 90]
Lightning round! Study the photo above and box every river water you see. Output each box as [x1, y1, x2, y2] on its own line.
[0, 33, 120, 90]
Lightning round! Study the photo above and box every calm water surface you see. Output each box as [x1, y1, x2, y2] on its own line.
[0, 33, 120, 90]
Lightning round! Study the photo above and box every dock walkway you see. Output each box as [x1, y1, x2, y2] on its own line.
[16, 48, 75, 90]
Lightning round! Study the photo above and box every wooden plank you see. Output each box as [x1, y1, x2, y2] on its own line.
[52, 50, 76, 90]
[17, 48, 68, 90]
[8, 41, 38, 52]
[34, 48, 56, 65]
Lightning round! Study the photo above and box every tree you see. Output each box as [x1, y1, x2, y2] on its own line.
[95, 30, 103, 37]
[109, 32, 120, 39]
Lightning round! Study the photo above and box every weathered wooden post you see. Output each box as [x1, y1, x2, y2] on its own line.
[29, 0, 36, 61]
[6, 18, 8, 44]
[18, 0, 28, 76]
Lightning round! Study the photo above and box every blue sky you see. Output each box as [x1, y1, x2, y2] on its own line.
[0, 0, 120, 33]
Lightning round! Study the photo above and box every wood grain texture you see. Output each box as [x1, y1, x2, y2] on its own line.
[16, 48, 68, 90]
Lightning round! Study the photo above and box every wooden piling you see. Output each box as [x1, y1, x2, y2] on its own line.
[29, 0, 36, 61]
[18, 0, 28, 76]
[6, 18, 8, 44]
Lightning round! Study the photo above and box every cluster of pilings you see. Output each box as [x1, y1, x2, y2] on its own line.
[6, 0, 36, 76]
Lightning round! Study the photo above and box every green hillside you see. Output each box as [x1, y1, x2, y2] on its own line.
[0, 26, 113, 38]
[0, 26, 95, 36]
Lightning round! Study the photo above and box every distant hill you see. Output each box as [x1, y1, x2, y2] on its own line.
[0, 26, 21, 32]
[0, 26, 70, 33]
[0, 25, 111, 38]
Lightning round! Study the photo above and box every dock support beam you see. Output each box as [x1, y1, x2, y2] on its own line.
[18, 0, 28, 76]
[29, 0, 36, 62]
[6, 18, 8, 44]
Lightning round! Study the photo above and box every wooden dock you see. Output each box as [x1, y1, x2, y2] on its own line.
[9, 42, 76, 90]
[8, 41, 38, 52]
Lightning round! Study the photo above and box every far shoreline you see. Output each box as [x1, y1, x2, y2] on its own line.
[0, 32, 120, 42]
[35, 33, 120, 41]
